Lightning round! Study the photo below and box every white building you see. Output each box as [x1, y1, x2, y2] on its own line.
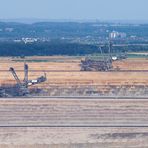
[109, 31, 126, 39]
[22, 38, 38, 44]
[14, 39, 22, 43]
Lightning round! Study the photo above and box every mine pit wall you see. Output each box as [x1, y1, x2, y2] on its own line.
[2, 84, 148, 97]
[1, 71, 148, 97]
[29, 85, 148, 97]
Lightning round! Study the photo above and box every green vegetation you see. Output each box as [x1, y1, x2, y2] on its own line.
[127, 54, 148, 58]
[0, 41, 147, 57]
[0, 41, 98, 56]
[12, 59, 50, 62]
[0, 22, 148, 56]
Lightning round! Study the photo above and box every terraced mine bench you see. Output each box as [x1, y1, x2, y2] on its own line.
[0, 98, 148, 147]
[0, 98, 147, 126]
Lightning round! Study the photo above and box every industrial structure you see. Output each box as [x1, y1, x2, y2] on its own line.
[0, 63, 47, 97]
[81, 58, 112, 71]
[81, 42, 113, 71]
[81, 41, 127, 71]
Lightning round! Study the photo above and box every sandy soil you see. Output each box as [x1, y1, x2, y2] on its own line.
[0, 98, 147, 126]
[0, 127, 148, 148]
[0, 98, 147, 147]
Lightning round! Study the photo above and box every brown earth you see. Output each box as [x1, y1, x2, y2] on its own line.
[0, 98, 148, 147]
[1, 57, 148, 87]
[1, 57, 148, 71]
[1, 127, 148, 148]
[0, 98, 147, 126]
[1, 57, 148, 147]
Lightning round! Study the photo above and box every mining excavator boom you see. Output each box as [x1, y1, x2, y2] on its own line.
[9, 67, 29, 96]
[24, 63, 29, 85]
[9, 63, 47, 96]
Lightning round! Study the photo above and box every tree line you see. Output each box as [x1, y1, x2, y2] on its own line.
[0, 41, 147, 56]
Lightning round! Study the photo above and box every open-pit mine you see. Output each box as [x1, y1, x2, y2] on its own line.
[1, 56, 148, 97]
[1, 56, 148, 147]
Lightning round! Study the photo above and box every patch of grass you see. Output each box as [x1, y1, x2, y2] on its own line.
[12, 59, 49, 62]
[127, 54, 148, 58]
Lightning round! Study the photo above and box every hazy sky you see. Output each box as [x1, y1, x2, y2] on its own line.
[0, 0, 147, 20]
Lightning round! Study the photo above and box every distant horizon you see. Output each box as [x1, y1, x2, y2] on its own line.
[1, 18, 148, 24]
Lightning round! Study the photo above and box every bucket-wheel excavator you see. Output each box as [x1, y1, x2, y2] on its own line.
[9, 63, 47, 96]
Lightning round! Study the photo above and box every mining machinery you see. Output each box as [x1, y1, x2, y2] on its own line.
[81, 41, 128, 71]
[24, 63, 28, 85]
[23, 63, 47, 86]
[9, 63, 47, 96]
[81, 42, 113, 71]
[9, 67, 29, 96]
[81, 57, 112, 71]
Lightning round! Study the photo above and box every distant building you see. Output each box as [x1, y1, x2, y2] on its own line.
[109, 31, 119, 39]
[109, 31, 126, 39]
[5, 28, 14, 32]
[22, 38, 38, 44]
[130, 35, 137, 39]
[14, 39, 22, 43]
